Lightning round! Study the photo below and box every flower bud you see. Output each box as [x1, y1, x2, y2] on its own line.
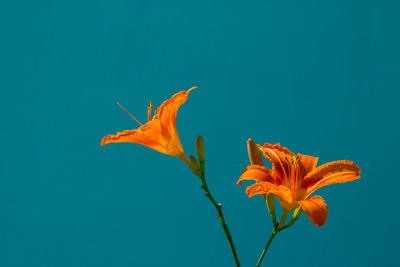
[196, 136, 205, 166]
[247, 139, 275, 220]
[247, 139, 263, 166]
[292, 207, 303, 221]
[266, 193, 276, 219]
[286, 207, 303, 228]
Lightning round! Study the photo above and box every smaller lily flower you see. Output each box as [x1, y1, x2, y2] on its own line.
[237, 140, 360, 227]
[101, 87, 198, 174]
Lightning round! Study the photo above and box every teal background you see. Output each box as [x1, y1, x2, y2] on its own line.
[1, 0, 399, 266]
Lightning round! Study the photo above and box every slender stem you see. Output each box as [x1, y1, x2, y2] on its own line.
[256, 211, 290, 267]
[256, 230, 277, 267]
[200, 175, 241, 267]
[181, 151, 240, 266]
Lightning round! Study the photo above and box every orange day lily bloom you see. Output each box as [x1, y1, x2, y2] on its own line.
[237, 140, 361, 227]
[101, 87, 197, 173]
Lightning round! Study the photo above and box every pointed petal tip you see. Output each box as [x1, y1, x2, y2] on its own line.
[100, 136, 111, 146]
[187, 87, 197, 93]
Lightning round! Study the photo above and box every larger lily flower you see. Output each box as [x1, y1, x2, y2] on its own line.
[101, 87, 196, 164]
[237, 140, 360, 227]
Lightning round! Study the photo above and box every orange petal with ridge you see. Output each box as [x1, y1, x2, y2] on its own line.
[101, 119, 184, 157]
[155, 87, 196, 131]
[297, 154, 318, 176]
[100, 128, 168, 155]
[299, 195, 328, 227]
[245, 182, 293, 204]
[302, 160, 361, 196]
[237, 165, 274, 185]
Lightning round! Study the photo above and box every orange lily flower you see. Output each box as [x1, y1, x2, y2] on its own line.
[101, 87, 196, 166]
[237, 140, 360, 227]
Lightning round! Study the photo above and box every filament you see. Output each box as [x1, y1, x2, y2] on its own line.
[117, 102, 143, 126]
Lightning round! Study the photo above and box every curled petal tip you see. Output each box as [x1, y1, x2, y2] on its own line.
[100, 137, 106, 146]
[187, 87, 197, 93]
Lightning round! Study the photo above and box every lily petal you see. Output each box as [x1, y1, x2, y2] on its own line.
[245, 182, 293, 204]
[298, 154, 318, 176]
[258, 143, 295, 185]
[237, 165, 274, 185]
[100, 128, 168, 155]
[302, 160, 361, 196]
[155, 87, 196, 131]
[299, 195, 328, 227]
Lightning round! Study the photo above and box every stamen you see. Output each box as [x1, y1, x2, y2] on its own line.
[117, 102, 143, 126]
[147, 101, 152, 121]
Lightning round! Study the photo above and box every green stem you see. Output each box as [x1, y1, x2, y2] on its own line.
[182, 151, 240, 266]
[256, 230, 277, 267]
[256, 211, 290, 267]
[200, 176, 241, 267]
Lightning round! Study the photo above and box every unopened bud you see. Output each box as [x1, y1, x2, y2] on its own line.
[287, 207, 303, 228]
[196, 136, 205, 165]
[292, 207, 303, 221]
[266, 193, 276, 222]
[247, 139, 263, 166]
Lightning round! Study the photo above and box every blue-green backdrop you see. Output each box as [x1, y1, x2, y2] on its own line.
[1, 0, 399, 266]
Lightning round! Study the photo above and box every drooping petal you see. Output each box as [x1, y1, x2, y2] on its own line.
[298, 195, 328, 227]
[100, 129, 168, 155]
[258, 143, 295, 185]
[245, 182, 293, 204]
[302, 160, 361, 196]
[237, 165, 274, 185]
[155, 87, 196, 132]
[297, 154, 318, 176]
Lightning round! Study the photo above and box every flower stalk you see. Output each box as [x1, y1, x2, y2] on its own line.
[256, 208, 304, 267]
[256, 230, 277, 267]
[193, 136, 241, 267]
